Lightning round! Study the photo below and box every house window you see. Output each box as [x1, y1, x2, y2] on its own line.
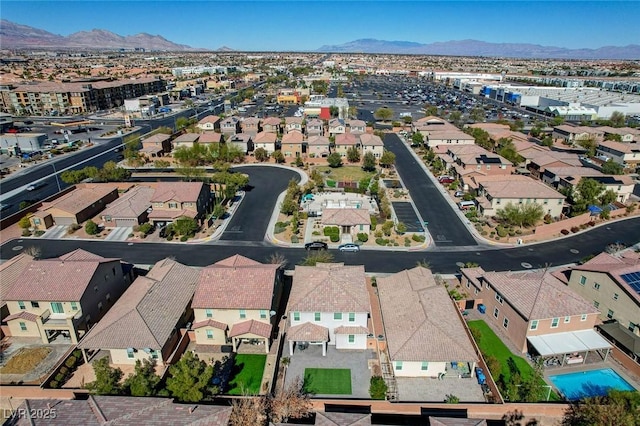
[629, 322, 637, 332]
[551, 317, 559, 328]
[260, 310, 267, 319]
[314, 312, 321, 322]
[31, 301, 40, 308]
[581, 314, 588, 321]
[348, 335, 355, 344]
[530, 320, 538, 330]
[334, 312, 343, 320]
[293, 312, 300, 321]
[395, 361, 403, 371]
[206, 329, 214, 339]
[127, 348, 135, 359]
[613, 293, 619, 300]
[495, 293, 504, 304]
[607, 309, 614, 319]
[19, 322, 27, 331]
[493, 308, 499, 318]
[421, 361, 429, 371]
[168, 202, 178, 209]
[239, 309, 246, 319]
[51, 302, 64, 314]
[503, 318, 509, 329]
[71, 302, 78, 311]
[579, 276, 586, 285]
[206, 309, 213, 318]
[564, 316, 571, 323]
[594, 301, 600, 309]
[593, 283, 601, 290]
[18, 301, 25, 310]
[348, 312, 355, 322]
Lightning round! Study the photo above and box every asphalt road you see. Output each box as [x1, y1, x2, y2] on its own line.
[2, 217, 638, 273]
[220, 166, 301, 241]
[383, 133, 478, 247]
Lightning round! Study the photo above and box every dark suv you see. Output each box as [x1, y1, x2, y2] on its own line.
[304, 241, 328, 251]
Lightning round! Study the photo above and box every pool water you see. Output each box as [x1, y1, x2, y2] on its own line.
[549, 368, 637, 400]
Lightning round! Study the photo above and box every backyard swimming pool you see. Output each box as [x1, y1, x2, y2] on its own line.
[549, 368, 637, 400]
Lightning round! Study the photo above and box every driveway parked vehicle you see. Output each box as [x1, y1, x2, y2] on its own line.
[338, 243, 360, 252]
[305, 241, 328, 251]
[438, 176, 455, 184]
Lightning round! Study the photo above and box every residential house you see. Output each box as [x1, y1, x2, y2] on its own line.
[470, 175, 566, 218]
[321, 208, 371, 239]
[262, 116, 281, 134]
[347, 119, 366, 135]
[227, 133, 253, 154]
[552, 125, 604, 144]
[307, 135, 331, 158]
[147, 181, 213, 226]
[360, 133, 384, 159]
[524, 150, 582, 180]
[442, 145, 513, 183]
[77, 258, 199, 366]
[0, 253, 34, 336]
[334, 133, 360, 158]
[596, 126, 640, 143]
[2, 249, 131, 344]
[306, 118, 324, 137]
[172, 132, 200, 150]
[197, 131, 223, 147]
[559, 251, 640, 335]
[281, 130, 304, 157]
[287, 263, 370, 356]
[100, 185, 155, 228]
[425, 129, 476, 148]
[253, 131, 278, 155]
[469, 123, 533, 146]
[191, 255, 281, 354]
[29, 183, 119, 231]
[9, 396, 232, 425]
[220, 116, 241, 136]
[596, 140, 640, 170]
[328, 118, 346, 136]
[140, 133, 171, 158]
[378, 267, 478, 378]
[285, 116, 304, 133]
[241, 117, 261, 136]
[557, 174, 635, 203]
[196, 115, 220, 132]
[413, 116, 452, 134]
[460, 267, 606, 358]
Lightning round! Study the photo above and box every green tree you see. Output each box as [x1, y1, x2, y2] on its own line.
[374, 107, 394, 121]
[379, 149, 396, 168]
[369, 376, 387, 400]
[395, 222, 407, 234]
[604, 133, 622, 142]
[449, 111, 462, 126]
[254, 147, 268, 162]
[272, 150, 285, 164]
[173, 216, 199, 237]
[577, 136, 597, 156]
[599, 189, 618, 206]
[18, 214, 32, 229]
[86, 357, 123, 395]
[497, 138, 524, 166]
[496, 202, 545, 227]
[154, 159, 170, 169]
[175, 116, 191, 130]
[362, 151, 376, 172]
[411, 132, 424, 147]
[123, 358, 161, 397]
[327, 152, 342, 168]
[575, 178, 605, 209]
[609, 111, 626, 128]
[176, 166, 206, 182]
[467, 128, 493, 151]
[470, 107, 485, 122]
[329, 106, 339, 118]
[601, 160, 624, 175]
[85, 220, 99, 235]
[424, 105, 438, 116]
[165, 352, 214, 402]
[551, 115, 565, 126]
[346, 146, 360, 163]
[311, 80, 328, 95]
[562, 390, 640, 426]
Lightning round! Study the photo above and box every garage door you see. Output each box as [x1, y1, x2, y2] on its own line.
[54, 217, 75, 226]
[115, 218, 139, 227]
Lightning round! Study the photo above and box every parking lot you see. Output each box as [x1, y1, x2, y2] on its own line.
[391, 202, 423, 232]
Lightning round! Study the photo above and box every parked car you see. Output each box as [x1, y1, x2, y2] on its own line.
[438, 176, 455, 184]
[338, 243, 360, 252]
[454, 191, 465, 197]
[305, 241, 328, 251]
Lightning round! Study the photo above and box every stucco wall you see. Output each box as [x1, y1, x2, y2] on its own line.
[289, 311, 368, 345]
[392, 361, 447, 378]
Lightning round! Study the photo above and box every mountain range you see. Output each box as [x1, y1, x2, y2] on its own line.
[0, 20, 196, 51]
[317, 38, 640, 60]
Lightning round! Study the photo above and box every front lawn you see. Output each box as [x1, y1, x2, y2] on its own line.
[303, 368, 352, 395]
[226, 354, 266, 395]
[315, 166, 374, 183]
[0, 347, 51, 374]
[468, 320, 559, 401]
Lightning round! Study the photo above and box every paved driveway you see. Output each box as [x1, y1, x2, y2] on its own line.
[391, 202, 423, 232]
[383, 134, 477, 247]
[105, 227, 132, 241]
[41, 225, 67, 239]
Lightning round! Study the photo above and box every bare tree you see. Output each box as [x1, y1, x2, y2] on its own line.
[268, 252, 287, 268]
[268, 376, 312, 423]
[229, 396, 268, 426]
[23, 246, 41, 259]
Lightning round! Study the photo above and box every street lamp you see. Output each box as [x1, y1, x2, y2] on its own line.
[52, 162, 62, 192]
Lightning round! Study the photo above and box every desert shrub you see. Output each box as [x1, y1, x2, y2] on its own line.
[22, 229, 32, 236]
[291, 235, 299, 243]
[67, 223, 81, 234]
[412, 234, 426, 242]
[167, 234, 174, 241]
[180, 235, 188, 242]
[357, 232, 369, 242]
[55, 373, 65, 383]
[481, 231, 488, 236]
[370, 215, 378, 229]
[85, 220, 99, 235]
[374, 230, 383, 238]
[139, 223, 153, 235]
[59, 366, 68, 376]
[312, 231, 321, 236]
[543, 214, 552, 224]
[560, 229, 570, 235]
[404, 237, 411, 247]
[369, 376, 387, 400]
[375, 238, 389, 246]
[571, 226, 580, 233]
[496, 226, 508, 238]
[65, 356, 77, 368]
[489, 231, 495, 237]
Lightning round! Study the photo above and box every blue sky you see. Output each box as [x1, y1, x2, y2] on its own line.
[2, 1, 638, 51]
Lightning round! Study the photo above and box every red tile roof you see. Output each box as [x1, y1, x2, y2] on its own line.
[287, 322, 329, 342]
[0, 253, 33, 305]
[229, 319, 272, 338]
[321, 208, 370, 226]
[4, 311, 39, 322]
[334, 325, 369, 335]
[151, 182, 204, 203]
[192, 319, 228, 330]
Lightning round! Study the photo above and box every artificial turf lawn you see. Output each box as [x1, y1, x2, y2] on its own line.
[467, 320, 559, 401]
[227, 354, 266, 395]
[303, 368, 352, 395]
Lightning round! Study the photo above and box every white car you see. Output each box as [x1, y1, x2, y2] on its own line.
[338, 243, 360, 252]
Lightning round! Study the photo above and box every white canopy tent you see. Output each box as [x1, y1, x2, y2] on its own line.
[528, 330, 612, 365]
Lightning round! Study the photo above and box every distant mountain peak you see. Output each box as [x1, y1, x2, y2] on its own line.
[317, 38, 640, 60]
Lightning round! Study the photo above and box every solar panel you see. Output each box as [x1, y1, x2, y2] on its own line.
[620, 272, 640, 294]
